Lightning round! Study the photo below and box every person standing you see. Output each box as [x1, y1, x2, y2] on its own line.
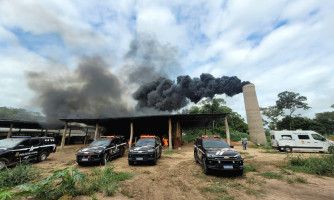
[242, 138, 247, 150]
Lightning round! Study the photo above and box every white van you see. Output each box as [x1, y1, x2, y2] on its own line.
[270, 130, 334, 153]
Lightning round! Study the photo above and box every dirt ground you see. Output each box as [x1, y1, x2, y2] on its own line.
[35, 142, 334, 200]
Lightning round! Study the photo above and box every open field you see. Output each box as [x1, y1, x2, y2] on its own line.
[31, 142, 334, 200]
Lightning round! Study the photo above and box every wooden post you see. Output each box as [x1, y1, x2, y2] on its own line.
[205, 125, 207, 135]
[129, 122, 134, 149]
[67, 129, 72, 145]
[60, 123, 68, 150]
[84, 128, 88, 145]
[168, 118, 172, 150]
[45, 129, 48, 137]
[94, 123, 99, 140]
[7, 123, 13, 138]
[224, 117, 231, 146]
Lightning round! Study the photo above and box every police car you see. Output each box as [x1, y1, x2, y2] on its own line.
[0, 136, 57, 170]
[76, 135, 127, 166]
[128, 135, 162, 165]
[194, 135, 244, 175]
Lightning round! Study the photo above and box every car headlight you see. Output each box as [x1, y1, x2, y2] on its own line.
[148, 149, 154, 153]
[236, 153, 241, 159]
[207, 153, 214, 158]
[130, 149, 134, 152]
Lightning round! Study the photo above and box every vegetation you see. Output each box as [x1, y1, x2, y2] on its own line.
[182, 98, 249, 142]
[261, 171, 283, 180]
[0, 107, 45, 122]
[164, 150, 176, 155]
[261, 91, 334, 136]
[0, 163, 39, 188]
[286, 155, 334, 176]
[1, 165, 133, 200]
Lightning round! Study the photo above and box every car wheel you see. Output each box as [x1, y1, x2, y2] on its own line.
[38, 151, 48, 162]
[235, 170, 243, 176]
[284, 146, 292, 153]
[101, 153, 108, 165]
[202, 158, 209, 175]
[328, 146, 334, 154]
[0, 158, 9, 170]
[128, 160, 134, 165]
[194, 151, 199, 163]
[120, 148, 125, 157]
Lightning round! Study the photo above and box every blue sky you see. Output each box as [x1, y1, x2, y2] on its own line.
[0, 0, 333, 120]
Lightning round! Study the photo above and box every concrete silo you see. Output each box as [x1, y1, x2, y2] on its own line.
[242, 83, 267, 145]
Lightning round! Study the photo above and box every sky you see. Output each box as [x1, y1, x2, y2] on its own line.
[0, 0, 333, 121]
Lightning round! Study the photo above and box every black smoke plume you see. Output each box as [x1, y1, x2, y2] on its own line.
[133, 73, 250, 111]
[26, 56, 131, 123]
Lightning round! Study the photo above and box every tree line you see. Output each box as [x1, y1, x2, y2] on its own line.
[261, 91, 334, 135]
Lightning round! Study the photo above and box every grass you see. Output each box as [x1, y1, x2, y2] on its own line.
[286, 154, 334, 176]
[261, 171, 283, 180]
[244, 163, 258, 173]
[200, 186, 228, 194]
[164, 150, 176, 155]
[285, 176, 308, 184]
[3, 165, 133, 200]
[0, 162, 39, 188]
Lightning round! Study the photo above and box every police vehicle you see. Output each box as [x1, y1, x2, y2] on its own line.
[128, 135, 162, 165]
[76, 135, 126, 166]
[0, 136, 57, 170]
[194, 135, 244, 175]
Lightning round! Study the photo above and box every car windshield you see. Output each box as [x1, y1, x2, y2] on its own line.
[135, 139, 155, 147]
[203, 139, 230, 148]
[0, 139, 24, 148]
[89, 139, 111, 147]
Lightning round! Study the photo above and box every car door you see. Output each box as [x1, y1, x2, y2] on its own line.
[14, 139, 31, 162]
[196, 139, 204, 163]
[311, 133, 327, 150]
[29, 139, 41, 159]
[110, 138, 119, 156]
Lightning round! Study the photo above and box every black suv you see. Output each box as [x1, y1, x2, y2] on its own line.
[194, 136, 244, 175]
[0, 137, 57, 170]
[76, 136, 126, 166]
[128, 135, 162, 165]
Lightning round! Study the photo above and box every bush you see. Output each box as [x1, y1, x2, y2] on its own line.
[6, 165, 134, 199]
[286, 155, 334, 176]
[0, 162, 39, 188]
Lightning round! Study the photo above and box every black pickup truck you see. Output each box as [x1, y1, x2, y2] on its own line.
[194, 135, 244, 175]
[128, 135, 162, 165]
[76, 135, 127, 166]
[0, 137, 57, 170]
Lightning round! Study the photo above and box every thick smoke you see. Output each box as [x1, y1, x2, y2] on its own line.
[26, 56, 131, 122]
[124, 34, 180, 85]
[133, 73, 250, 111]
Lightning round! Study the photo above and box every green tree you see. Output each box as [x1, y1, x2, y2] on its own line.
[260, 106, 283, 130]
[277, 116, 322, 132]
[0, 107, 45, 122]
[314, 111, 334, 135]
[331, 104, 334, 109]
[186, 98, 247, 133]
[276, 91, 310, 129]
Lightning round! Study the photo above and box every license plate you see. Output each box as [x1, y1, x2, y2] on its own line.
[82, 158, 88, 161]
[224, 165, 233, 169]
[136, 157, 143, 161]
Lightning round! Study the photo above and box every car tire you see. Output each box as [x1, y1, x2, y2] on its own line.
[194, 152, 199, 163]
[235, 170, 243, 176]
[120, 148, 125, 157]
[101, 153, 108, 165]
[328, 146, 334, 154]
[284, 146, 292, 153]
[128, 160, 134, 165]
[38, 151, 48, 162]
[0, 158, 9, 170]
[202, 158, 209, 175]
